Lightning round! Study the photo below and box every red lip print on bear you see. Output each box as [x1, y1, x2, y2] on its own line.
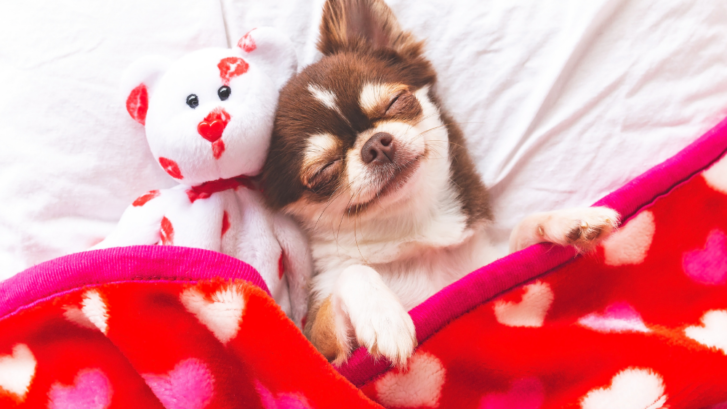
[218, 57, 249, 85]
[211, 140, 226, 159]
[126, 84, 148, 125]
[238, 30, 257, 53]
[158, 157, 183, 179]
[221, 211, 230, 237]
[160, 216, 174, 245]
[132, 190, 160, 207]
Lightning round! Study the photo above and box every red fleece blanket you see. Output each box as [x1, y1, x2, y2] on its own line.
[3, 118, 727, 408]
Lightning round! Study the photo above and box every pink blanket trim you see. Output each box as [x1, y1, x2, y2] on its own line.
[0, 245, 269, 321]
[335, 116, 727, 386]
[1, 117, 726, 388]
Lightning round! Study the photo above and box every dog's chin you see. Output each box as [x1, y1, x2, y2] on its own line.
[347, 156, 423, 215]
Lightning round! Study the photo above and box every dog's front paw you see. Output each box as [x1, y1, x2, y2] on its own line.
[334, 264, 418, 367]
[544, 207, 620, 252]
[352, 300, 417, 368]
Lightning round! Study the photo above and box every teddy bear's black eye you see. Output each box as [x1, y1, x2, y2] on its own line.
[186, 94, 199, 109]
[218, 86, 231, 101]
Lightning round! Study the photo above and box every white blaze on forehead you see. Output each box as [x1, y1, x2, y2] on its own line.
[359, 82, 407, 115]
[308, 84, 339, 112]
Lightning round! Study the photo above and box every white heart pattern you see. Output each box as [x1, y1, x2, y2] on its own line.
[602, 210, 655, 266]
[81, 290, 109, 334]
[0, 344, 36, 400]
[375, 351, 446, 408]
[64, 306, 97, 330]
[180, 284, 245, 344]
[703, 154, 727, 194]
[494, 281, 554, 327]
[685, 310, 727, 354]
[580, 368, 667, 409]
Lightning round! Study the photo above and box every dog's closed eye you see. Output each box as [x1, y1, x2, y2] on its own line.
[304, 159, 343, 193]
[360, 83, 423, 122]
[384, 90, 421, 120]
[385, 92, 403, 113]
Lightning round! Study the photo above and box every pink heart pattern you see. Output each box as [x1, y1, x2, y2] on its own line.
[256, 381, 312, 409]
[578, 302, 650, 333]
[683, 229, 727, 285]
[48, 368, 112, 409]
[142, 358, 214, 409]
[479, 378, 545, 409]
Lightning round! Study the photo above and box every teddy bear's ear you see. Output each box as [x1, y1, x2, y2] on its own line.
[120, 56, 171, 125]
[237, 27, 298, 90]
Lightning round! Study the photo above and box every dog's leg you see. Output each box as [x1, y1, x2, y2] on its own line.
[509, 207, 620, 253]
[307, 265, 417, 367]
[306, 295, 352, 365]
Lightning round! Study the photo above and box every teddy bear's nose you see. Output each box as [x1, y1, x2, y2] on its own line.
[197, 108, 230, 142]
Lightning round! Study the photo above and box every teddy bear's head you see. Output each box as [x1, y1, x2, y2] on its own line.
[122, 28, 297, 186]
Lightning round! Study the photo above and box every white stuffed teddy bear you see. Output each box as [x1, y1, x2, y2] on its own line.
[94, 28, 311, 326]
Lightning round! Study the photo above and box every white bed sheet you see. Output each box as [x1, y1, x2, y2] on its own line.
[1, 0, 726, 278]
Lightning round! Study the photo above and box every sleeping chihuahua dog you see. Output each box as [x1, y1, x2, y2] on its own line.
[262, 0, 619, 366]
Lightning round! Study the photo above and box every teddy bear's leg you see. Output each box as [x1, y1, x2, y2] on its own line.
[273, 212, 313, 328]
[91, 191, 169, 250]
[234, 189, 288, 301]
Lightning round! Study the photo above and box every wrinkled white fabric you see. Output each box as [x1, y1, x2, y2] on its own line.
[2, 0, 727, 278]
[0, 0, 228, 275]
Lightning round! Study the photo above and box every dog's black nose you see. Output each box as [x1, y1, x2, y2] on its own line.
[361, 132, 396, 165]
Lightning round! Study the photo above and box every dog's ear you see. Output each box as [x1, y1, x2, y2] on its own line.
[317, 0, 420, 56]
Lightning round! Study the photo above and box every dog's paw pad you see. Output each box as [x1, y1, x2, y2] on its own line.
[566, 222, 604, 244]
[568, 208, 619, 251]
[547, 207, 620, 252]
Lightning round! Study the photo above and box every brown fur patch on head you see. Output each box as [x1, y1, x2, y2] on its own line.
[262, 44, 436, 209]
[318, 0, 421, 58]
[262, 0, 491, 227]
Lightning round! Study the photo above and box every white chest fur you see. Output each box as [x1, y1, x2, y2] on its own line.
[310, 220, 498, 311]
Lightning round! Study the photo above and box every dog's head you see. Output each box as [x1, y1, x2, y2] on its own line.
[263, 0, 489, 230]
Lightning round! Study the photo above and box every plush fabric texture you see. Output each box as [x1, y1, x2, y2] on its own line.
[3, 119, 727, 408]
[350, 136, 727, 406]
[0, 249, 382, 408]
[92, 27, 311, 326]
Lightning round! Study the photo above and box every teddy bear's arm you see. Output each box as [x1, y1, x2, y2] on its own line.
[92, 192, 169, 250]
[272, 212, 313, 328]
